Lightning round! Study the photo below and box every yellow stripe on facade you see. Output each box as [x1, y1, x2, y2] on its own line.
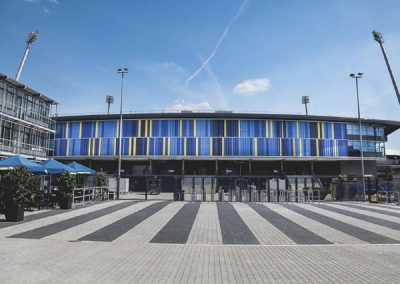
[316, 139, 319, 157]
[79, 122, 82, 138]
[145, 120, 148, 137]
[194, 119, 197, 137]
[292, 139, 296, 156]
[128, 138, 132, 155]
[297, 121, 300, 138]
[266, 119, 269, 138]
[238, 120, 241, 137]
[317, 122, 321, 139]
[254, 137, 258, 156]
[133, 138, 136, 156]
[321, 122, 325, 139]
[146, 137, 150, 155]
[92, 139, 95, 156]
[222, 137, 225, 156]
[334, 139, 337, 157]
[116, 120, 119, 138]
[114, 138, 117, 156]
[66, 139, 69, 156]
[281, 121, 284, 138]
[138, 120, 141, 137]
[88, 138, 91, 156]
[224, 120, 227, 137]
[331, 123, 335, 139]
[196, 137, 199, 156]
[149, 119, 153, 137]
[95, 120, 98, 138]
[180, 120, 182, 137]
[184, 137, 187, 156]
[270, 120, 273, 137]
[168, 138, 170, 156]
[65, 122, 69, 139]
[162, 137, 165, 156]
[210, 138, 213, 156]
[280, 138, 282, 156]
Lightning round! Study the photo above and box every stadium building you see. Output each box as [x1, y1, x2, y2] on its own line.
[51, 112, 400, 195]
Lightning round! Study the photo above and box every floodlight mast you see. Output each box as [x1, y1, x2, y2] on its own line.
[301, 96, 309, 115]
[372, 30, 400, 105]
[16, 31, 39, 81]
[106, 95, 114, 114]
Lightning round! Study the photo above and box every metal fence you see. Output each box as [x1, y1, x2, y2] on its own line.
[72, 187, 112, 205]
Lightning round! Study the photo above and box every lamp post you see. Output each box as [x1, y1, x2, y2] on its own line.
[106, 95, 114, 115]
[350, 73, 366, 201]
[372, 31, 400, 105]
[16, 31, 39, 81]
[301, 96, 310, 115]
[117, 68, 128, 200]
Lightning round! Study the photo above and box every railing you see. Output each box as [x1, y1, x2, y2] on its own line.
[73, 187, 112, 204]
[376, 191, 398, 204]
[0, 137, 49, 158]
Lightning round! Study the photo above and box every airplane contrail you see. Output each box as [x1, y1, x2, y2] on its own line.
[185, 0, 250, 86]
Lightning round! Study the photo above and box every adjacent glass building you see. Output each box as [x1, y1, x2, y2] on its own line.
[0, 72, 56, 160]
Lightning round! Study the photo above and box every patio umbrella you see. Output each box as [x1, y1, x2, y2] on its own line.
[40, 159, 76, 174]
[0, 155, 46, 173]
[67, 161, 96, 175]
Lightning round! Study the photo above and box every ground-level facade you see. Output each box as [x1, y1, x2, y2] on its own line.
[51, 112, 400, 196]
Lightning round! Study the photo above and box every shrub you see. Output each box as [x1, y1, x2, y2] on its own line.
[56, 172, 76, 200]
[95, 169, 107, 187]
[2, 166, 34, 205]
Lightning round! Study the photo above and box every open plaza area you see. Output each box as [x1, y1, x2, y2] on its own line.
[1, 199, 400, 283]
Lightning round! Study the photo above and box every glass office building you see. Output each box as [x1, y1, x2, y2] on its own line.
[0, 72, 56, 160]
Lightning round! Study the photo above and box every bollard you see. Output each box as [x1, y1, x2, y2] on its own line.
[211, 188, 214, 202]
[219, 188, 223, 202]
[202, 187, 206, 202]
[191, 187, 196, 202]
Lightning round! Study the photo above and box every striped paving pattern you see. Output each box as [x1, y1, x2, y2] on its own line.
[1, 201, 400, 245]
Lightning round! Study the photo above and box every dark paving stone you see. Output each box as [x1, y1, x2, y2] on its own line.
[250, 203, 331, 245]
[150, 202, 200, 244]
[9, 201, 138, 239]
[283, 204, 399, 244]
[217, 203, 259, 245]
[0, 203, 98, 229]
[81, 201, 170, 242]
[315, 204, 400, 231]
[339, 203, 400, 218]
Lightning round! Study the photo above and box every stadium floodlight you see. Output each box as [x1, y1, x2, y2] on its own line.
[116, 67, 128, 200]
[106, 95, 114, 114]
[16, 31, 39, 81]
[372, 30, 400, 105]
[349, 72, 366, 201]
[301, 96, 310, 115]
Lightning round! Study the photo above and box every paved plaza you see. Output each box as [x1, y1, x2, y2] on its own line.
[1, 200, 400, 283]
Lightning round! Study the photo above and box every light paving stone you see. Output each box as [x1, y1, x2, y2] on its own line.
[115, 201, 185, 243]
[347, 202, 400, 213]
[232, 202, 295, 245]
[298, 203, 400, 241]
[187, 202, 223, 245]
[43, 201, 160, 241]
[323, 202, 400, 223]
[0, 200, 128, 238]
[272, 203, 367, 244]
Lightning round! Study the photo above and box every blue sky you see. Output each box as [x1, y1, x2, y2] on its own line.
[1, 0, 400, 147]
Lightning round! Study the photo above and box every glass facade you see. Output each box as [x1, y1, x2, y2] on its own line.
[0, 75, 54, 158]
[52, 118, 385, 158]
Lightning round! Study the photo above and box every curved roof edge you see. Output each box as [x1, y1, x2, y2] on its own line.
[54, 112, 400, 136]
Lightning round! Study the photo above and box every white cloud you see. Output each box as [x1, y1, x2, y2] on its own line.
[233, 78, 270, 94]
[49, 0, 59, 3]
[42, 6, 50, 13]
[165, 101, 212, 112]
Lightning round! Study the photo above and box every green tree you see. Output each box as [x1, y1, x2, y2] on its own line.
[56, 172, 76, 200]
[2, 166, 34, 205]
[95, 169, 107, 187]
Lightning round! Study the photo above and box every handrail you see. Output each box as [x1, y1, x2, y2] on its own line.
[73, 186, 111, 205]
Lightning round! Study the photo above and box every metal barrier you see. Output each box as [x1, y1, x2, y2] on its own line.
[73, 187, 111, 205]
[376, 191, 397, 204]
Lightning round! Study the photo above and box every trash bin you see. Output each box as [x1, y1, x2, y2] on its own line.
[109, 191, 115, 200]
[179, 190, 185, 201]
[174, 191, 180, 201]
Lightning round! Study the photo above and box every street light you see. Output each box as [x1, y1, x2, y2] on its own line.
[350, 72, 366, 201]
[301, 96, 310, 115]
[116, 68, 128, 200]
[16, 31, 39, 81]
[106, 95, 114, 115]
